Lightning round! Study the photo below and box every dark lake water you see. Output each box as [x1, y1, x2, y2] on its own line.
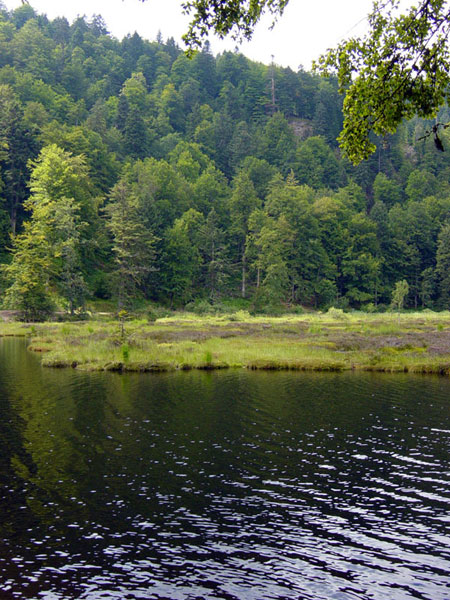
[0, 338, 449, 600]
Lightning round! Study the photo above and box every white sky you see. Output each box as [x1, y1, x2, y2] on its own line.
[3, 0, 413, 70]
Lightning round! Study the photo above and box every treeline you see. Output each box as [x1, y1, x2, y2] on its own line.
[1, 2, 450, 318]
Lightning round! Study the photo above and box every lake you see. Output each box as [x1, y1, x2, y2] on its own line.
[0, 337, 449, 600]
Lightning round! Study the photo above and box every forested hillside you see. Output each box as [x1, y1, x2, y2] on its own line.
[1, 2, 450, 318]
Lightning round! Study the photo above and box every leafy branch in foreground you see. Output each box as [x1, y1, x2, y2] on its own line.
[315, 0, 450, 163]
[179, 0, 289, 53]
[145, 0, 450, 163]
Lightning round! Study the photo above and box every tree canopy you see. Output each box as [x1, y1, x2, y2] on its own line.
[179, 0, 290, 49]
[1, 3, 450, 315]
[165, 0, 450, 163]
[319, 0, 450, 163]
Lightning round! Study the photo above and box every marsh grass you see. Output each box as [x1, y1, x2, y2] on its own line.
[2, 309, 450, 375]
[0, 322, 33, 337]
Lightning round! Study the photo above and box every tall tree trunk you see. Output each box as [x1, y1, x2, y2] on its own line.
[210, 239, 215, 298]
[10, 202, 17, 236]
[241, 251, 246, 298]
[118, 274, 125, 310]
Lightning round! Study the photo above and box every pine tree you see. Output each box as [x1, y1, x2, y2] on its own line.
[229, 170, 260, 297]
[105, 180, 157, 309]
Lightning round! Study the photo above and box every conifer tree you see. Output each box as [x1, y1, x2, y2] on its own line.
[105, 179, 157, 309]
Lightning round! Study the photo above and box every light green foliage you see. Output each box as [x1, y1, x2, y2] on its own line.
[0, 4, 450, 315]
[327, 307, 348, 320]
[391, 279, 410, 310]
[121, 71, 148, 113]
[12, 19, 55, 82]
[373, 173, 403, 208]
[295, 136, 341, 190]
[316, 0, 450, 163]
[3, 144, 92, 319]
[28, 144, 91, 208]
[181, 0, 289, 52]
[40, 123, 119, 194]
[2, 217, 54, 320]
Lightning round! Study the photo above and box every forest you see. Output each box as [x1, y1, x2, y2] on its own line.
[2, 2, 450, 319]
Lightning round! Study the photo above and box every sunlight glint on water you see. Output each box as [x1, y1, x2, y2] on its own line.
[0, 338, 449, 599]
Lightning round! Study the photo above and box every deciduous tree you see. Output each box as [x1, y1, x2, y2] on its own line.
[158, 0, 450, 163]
[3, 144, 92, 319]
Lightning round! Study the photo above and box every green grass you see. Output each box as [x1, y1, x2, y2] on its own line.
[2, 308, 450, 375]
[0, 322, 33, 336]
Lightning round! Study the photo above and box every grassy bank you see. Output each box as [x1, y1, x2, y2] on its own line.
[3, 309, 450, 375]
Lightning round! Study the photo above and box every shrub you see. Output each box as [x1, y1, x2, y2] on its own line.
[288, 305, 305, 314]
[147, 305, 172, 322]
[327, 306, 348, 320]
[121, 343, 130, 362]
[363, 303, 376, 313]
[229, 310, 252, 322]
[184, 299, 215, 315]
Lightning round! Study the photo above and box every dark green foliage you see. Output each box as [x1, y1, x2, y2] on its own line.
[436, 224, 450, 308]
[198, 209, 230, 302]
[259, 112, 296, 172]
[0, 83, 39, 234]
[160, 209, 203, 305]
[105, 179, 157, 309]
[0, 5, 449, 316]
[373, 173, 403, 208]
[295, 136, 341, 190]
[3, 144, 92, 318]
[317, 0, 450, 163]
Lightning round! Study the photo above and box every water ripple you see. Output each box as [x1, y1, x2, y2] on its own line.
[0, 342, 449, 599]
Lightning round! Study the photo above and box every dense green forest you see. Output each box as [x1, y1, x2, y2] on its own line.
[1, 2, 450, 319]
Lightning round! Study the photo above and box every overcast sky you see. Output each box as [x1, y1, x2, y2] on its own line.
[3, 0, 413, 70]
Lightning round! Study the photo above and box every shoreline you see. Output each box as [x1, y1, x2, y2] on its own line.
[2, 310, 450, 376]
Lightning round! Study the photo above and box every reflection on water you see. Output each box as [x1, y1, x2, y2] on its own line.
[0, 338, 449, 599]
